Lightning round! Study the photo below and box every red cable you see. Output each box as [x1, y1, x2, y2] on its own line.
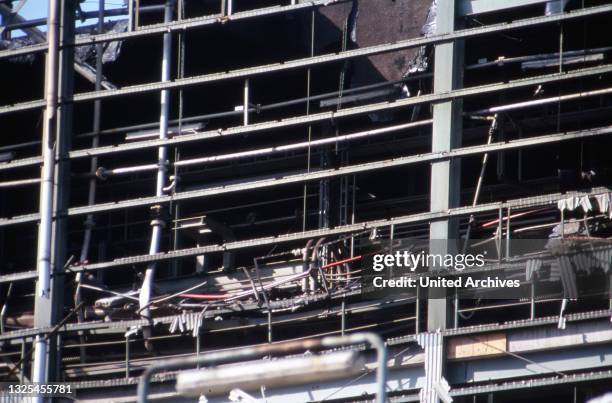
[179, 293, 228, 300]
[321, 255, 363, 270]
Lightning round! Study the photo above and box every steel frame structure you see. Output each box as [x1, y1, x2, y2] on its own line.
[1, 0, 612, 401]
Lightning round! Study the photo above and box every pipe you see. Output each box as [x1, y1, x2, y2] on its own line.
[139, 0, 174, 349]
[177, 239, 362, 303]
[302, 239, 314, 294]
[32, 0, 60, 390]
[0, 76, 600, 156]
[137, 332, 387, 403]
[0, 178, 40, 188]
[0, 76, 418, 155]
[470, 86, 612, 115]
[465, 46, 612, 70]
[474, 115, 498, 202]
[73, 83, 612, 179]
[97, 119, 431, 177]
[243, 78, 249, 125]
[73, 77, 411, 140]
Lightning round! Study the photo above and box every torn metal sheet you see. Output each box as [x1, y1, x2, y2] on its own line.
[1, 19, 128, 64]
[313, 0, 431, 86]
[405, 0, 436, 76]
[75, 19, 129, 65]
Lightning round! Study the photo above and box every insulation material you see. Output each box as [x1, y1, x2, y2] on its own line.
[556, 195, 607, 213]
[169, 309, 207, 337]
[558, 256, 578, 299]
[595, 193, 611, 216]
[525, 258, 543, 281]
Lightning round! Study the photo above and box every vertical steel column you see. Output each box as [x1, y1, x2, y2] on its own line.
[51, 0, 75, 384]
[140, 0, 174, 347]
[76, 0, 105, 363]
[32, 0, 60, 389]
[78, 0, 104, 269]
[427, 0, 463, 332]
[426, 1, 463, 401]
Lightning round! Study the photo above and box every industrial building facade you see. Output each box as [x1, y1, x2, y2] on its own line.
[1, 0, 612, 401]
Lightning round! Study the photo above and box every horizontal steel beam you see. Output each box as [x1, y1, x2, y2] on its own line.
[0, 187, 603, 278]
[390, 309, 612, 343]
[1, 123, 609, 229]
[449, 368, 612, 397]
[74, 124, 612, 216]
[450, 344, 612, 382]
[2, 63, 610, 175]
[0, 155, 44, 172]
[1, 4, 611, 116]
[66, 65, 612, 159]
[66, 368, 612, 402]
[0, 0, 349, 61]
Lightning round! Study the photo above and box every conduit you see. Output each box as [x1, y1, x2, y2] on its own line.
[97, 119, 432, 177]
[0, 178, 40, 188]
[469, 86, 612, 115]
[32, 0, 60, 392]
[139, 0, 174, 350]
[72, 78, 411, 141]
